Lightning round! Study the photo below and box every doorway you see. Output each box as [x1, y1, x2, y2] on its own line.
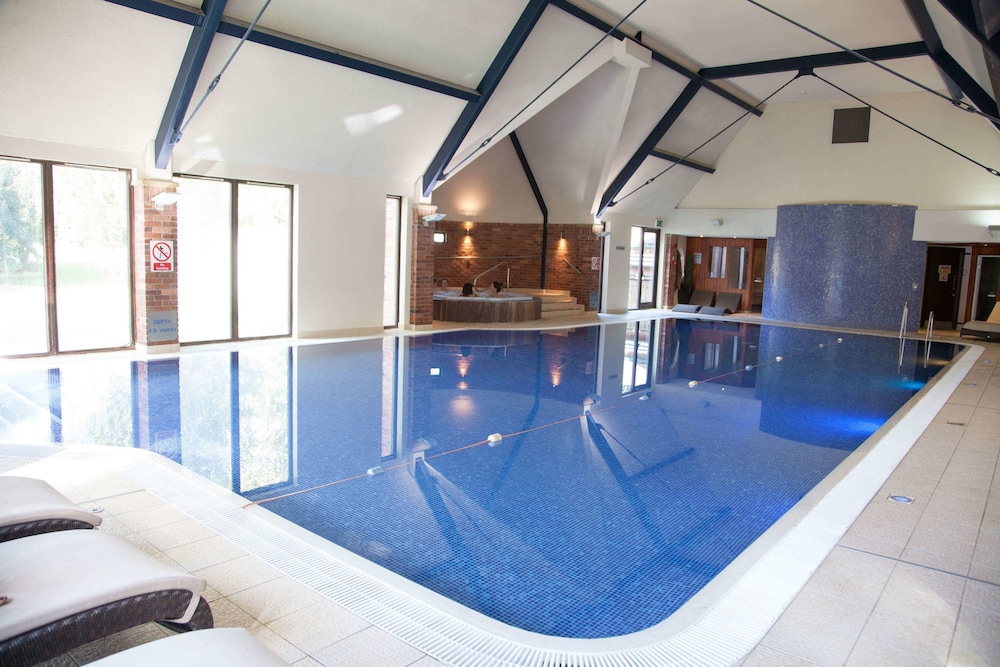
[972, 255, 1000, 321]
[921, 246, 964, 329]
[628, 226, 659, 310]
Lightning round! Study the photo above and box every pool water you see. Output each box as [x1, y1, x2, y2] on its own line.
[0, 319, 960, 638]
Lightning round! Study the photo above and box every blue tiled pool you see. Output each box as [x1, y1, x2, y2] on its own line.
[0, 319, 961, 638]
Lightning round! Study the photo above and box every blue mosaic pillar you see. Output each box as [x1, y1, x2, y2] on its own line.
[763, 204, 926, 332]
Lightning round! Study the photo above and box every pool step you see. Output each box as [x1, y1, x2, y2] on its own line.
[513, 289, 587, 319]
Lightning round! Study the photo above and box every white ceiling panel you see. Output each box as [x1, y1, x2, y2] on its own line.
[172, 34, 466, 180]
[215, 0, 530, 89]
[606, 155, 705, 217]
[0, 0, 190, 154]
[656, 88, 753, 165]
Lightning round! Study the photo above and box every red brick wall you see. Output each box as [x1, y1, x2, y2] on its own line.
[431, 221, 601, 310]
[409, 206, 437, 326]
[133, 183, 179, 348]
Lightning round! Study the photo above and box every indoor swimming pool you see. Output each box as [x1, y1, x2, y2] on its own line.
[0, 319, 965, 641]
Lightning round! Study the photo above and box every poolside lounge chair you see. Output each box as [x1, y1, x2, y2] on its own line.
[960, 303, 1000, 341]
[0, 476, 101, 542]
[0, 529, 212, 667]
[690, 290, 715, 307]
[714, 292, 741, 313]
[87, 628, 289, 667]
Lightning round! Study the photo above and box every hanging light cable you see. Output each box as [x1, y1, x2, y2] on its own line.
[171, 0, 274, 144]
[442, 0, 650, 179]
[742, 0, 1000, 125]
[610, 72, 801, 207]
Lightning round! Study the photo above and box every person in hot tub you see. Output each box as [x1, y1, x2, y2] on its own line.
[462, 282, 474, 297]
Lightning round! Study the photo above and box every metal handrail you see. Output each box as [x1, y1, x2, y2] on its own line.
[898, 301, 908, 340]
[561, 257, 583, 275]
[472, 262, 510, 291]
[924, 311, 934, 365]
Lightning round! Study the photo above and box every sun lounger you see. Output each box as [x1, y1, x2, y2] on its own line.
[714, 292, 741, 313]
[689, 290, 715, 307]
[86, 628, 289, 667]
[0, 476, 101, 543]
[671, 303, 702, 313]
[960, 303, 1000, 341]
[0, 530, 212, 667]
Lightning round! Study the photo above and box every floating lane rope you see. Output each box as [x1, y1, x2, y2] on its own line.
[242, 334, 846, 509]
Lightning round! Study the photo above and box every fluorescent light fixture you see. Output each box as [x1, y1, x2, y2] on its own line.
[151, 191, 181, 208]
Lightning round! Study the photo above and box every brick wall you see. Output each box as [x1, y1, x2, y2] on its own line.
[431, 221, 601, 310]
[133, 183, 179, 348]
[409, 205, 437, 327]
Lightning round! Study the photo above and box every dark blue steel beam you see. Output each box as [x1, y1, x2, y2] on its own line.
[597, 79, 702, 216]
[105, 0, 202, 25]
[903, 0, 1000, 128]
[214, 22, 478, 101]
[937, 0, 1000, 52]
[700, 42, 929, 80]
[509, 132, 549, 288]
[421, 0, 549, 196]
[152, 0, 227, 169]
[547, 0, 761, 116]
[105, 0, 477, 102]
[649, 149, 715, 174]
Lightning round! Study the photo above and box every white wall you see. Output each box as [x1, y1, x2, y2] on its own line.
[0, 135, 412, 340]
[680, 91, 1000, 212]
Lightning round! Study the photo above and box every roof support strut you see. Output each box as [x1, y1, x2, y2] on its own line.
[597, 79, 702, 216]
[151, 0, 227, 169]
[421, 0, 548, 196]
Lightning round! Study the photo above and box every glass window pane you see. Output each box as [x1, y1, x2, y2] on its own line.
[180, 353, 233, 489]
[177, 178, 233, 342]
[53, 165, 131, 351]
[237, 183, 291, 338]
[0, 159, 47, 355]
[383, 196, 401, 328]
[238, 348, 291, 493]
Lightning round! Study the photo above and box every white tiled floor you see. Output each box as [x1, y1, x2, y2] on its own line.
[2, 324, 998, 666]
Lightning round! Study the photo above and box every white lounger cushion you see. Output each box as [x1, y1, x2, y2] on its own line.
[0, 530, 205, 642]
[86, 628, 289, 667]
[0, 476, 101, 528]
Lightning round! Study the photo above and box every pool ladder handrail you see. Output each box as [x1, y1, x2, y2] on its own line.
[472, 261, 511, 292]
[924, 311, 934, 366]
[899, 301, 908, 340]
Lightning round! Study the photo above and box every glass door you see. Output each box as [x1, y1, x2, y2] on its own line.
[628, 226, 660, 310]
[972, 255, 1000, 320]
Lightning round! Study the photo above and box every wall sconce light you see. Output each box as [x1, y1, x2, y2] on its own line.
[989, 225, 1000, 238]
[151, 190, 181, 209]
[560, 231, 564, 240]
[465, 229, 473, 238]
[711, 218, 724, 228]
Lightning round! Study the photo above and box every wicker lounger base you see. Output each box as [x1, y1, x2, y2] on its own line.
[0, 518, 98, 543]
[0, 591, 213, 667]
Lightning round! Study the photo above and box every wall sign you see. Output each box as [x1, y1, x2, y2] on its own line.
[150, 240, 174, 272]
[147, 310, 178, 342]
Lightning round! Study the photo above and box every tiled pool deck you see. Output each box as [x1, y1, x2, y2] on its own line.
[1, 317, 998, 667]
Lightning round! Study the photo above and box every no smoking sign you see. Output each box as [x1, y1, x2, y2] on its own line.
[150, 240, 174, 272]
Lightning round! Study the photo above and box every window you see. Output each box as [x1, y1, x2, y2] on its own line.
[176, 176, 292, 343]
[383, 196, 402, 328]
[0, 157, 132, 356]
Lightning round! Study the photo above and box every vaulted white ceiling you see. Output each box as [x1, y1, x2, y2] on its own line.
[1, 0, 996, 221]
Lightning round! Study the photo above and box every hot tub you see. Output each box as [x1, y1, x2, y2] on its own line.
[433, 292, 541, 323]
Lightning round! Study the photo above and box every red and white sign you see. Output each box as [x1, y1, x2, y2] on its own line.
[150, 240, 174, 272]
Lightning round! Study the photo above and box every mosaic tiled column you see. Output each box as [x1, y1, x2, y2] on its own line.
[763, 204, 925, 331]
[133, 182, 179, 352]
